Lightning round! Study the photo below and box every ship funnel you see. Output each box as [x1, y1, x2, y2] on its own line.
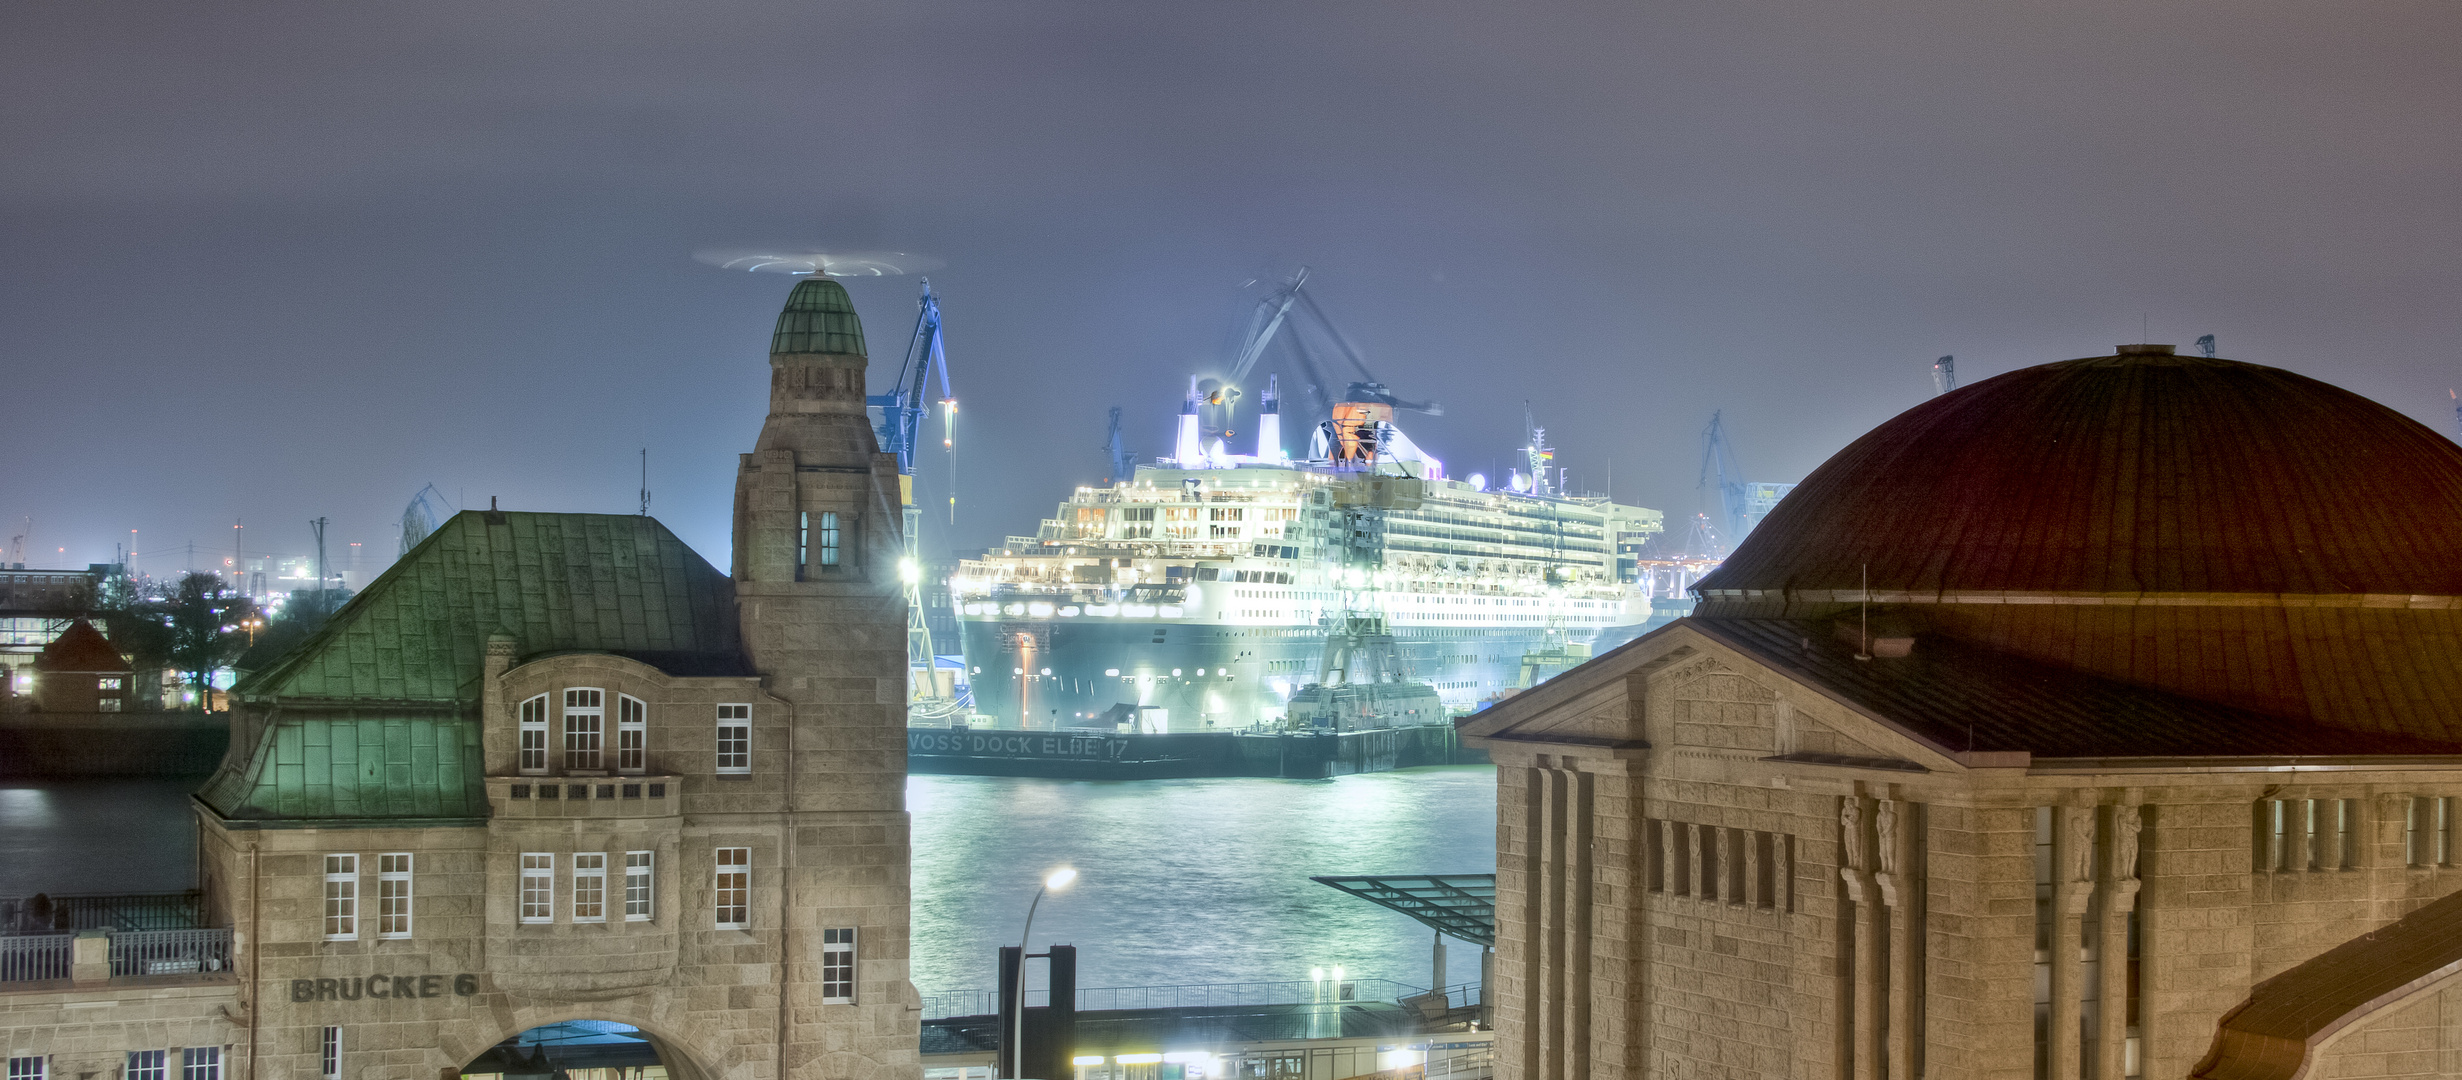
[1256, 375, 1283, 461]
[1174, 376, 1206, 466]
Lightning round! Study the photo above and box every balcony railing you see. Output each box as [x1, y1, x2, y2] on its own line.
[0, 934, 71, 982]
[109, 928, 233, 977]
[0, 927, 235, 985]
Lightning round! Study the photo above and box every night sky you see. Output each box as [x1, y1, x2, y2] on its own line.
[7, 1, 2458, 580]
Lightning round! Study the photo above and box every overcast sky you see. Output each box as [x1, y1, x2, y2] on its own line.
[6, 0, 2457, 579]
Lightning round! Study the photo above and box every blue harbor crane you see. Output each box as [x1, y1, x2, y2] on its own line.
[1698, 412, 1795, 556]
[1103, 406, 1135, 484]
[863, 280, 960, 717]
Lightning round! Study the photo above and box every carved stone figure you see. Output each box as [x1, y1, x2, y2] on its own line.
[1840, 796, 1865, 871]
[2067, 806, 2097, 882]
[2113, 804, 2143, 881]
[1876, 800, 1900, 875]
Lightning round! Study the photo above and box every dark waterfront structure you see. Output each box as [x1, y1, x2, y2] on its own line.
[1465, 346, 2462, 1080]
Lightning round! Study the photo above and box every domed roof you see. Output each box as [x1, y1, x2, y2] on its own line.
[770, 278, 867, 357]
[1698, 349, 2462, 600]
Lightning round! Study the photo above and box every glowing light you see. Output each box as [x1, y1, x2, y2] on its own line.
[1072, 1057, 1106, 1066]
[1172, 668, 1183, 677]
[897, 557, 920, 584]
[1027, 602, 1054, 618]
[1104, 669, 1120, 677]
[1116, 1054, 1162, 1065]
[1044, 867, 1077, 890]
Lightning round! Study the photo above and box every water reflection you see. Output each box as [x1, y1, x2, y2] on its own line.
[0, 780, 201, 896]
[910, 766, 1496, 997]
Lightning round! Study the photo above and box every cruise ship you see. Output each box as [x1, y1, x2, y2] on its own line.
[949, 382, 1664, 732]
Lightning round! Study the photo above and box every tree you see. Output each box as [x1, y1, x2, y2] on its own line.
[162, 572, 255, 710]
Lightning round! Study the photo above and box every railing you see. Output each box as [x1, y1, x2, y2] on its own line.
[0, 891, 204, 934]
[921, 977, 1481, 1020]
[0, 934, 72, 982]
[109, 929, 233, 977]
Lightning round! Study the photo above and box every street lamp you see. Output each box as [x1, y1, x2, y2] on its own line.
[1011, 867, 1076, 1079]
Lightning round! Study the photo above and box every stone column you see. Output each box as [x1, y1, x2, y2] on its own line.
[1878, 800, 1916, 1080]
[1842, 794, 1880, 1080]
[2050, 805, 2095, 1080]
[2097, 804, 2141, 1080]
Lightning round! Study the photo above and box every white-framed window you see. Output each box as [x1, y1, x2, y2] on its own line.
[128, 1051, 165, 1080]
[319, 1027, 341, 1080]
[715, 847, 750, 929]
[323, 854, 358, 941]
[564, 688, 605, 770]
[817, 511, 842, 567]
[822, 927, 857, 1003]
[624, 851, 654, 921]
[8, 1058, 43, 1080]
[180, 1048, 219, 1080]
[519, 853, 554, 924]
[377, 853, 412, 938]
[716, 705, 751, 774]
[573, 853, 607, 922]
[617, 694, 647, 773]
[518, 694, 549, 774]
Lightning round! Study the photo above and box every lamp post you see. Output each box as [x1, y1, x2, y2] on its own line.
[1011, 867, 1076, 1079]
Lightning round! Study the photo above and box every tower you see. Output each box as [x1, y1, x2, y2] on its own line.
[732, 276, 921, 1077]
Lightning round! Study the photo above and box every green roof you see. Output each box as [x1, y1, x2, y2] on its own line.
[201, 511, 743, 826]
[770, 278, 867, 356]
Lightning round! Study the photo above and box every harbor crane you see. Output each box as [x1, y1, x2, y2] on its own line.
[864, 280, 961, 717]
[1697, 412, 1796, 555]
[1207, 268, 1440, 444]
[1103, 406, 1135, 483]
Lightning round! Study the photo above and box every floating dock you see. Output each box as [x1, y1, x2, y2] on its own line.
[905, 723, 1483, 780]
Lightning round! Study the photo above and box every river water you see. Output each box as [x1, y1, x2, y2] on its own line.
[0, 767, 1498, 998]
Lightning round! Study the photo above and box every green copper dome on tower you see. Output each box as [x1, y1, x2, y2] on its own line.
[770, 277, 868, 356]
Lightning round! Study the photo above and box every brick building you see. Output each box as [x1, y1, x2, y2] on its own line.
[0, 277, 921, 1080]
[1464, 346, 2462, 1080]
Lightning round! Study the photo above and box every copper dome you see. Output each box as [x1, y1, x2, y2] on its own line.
[1693, 349, 2462, 742]
[1698, 350, 2462, 599]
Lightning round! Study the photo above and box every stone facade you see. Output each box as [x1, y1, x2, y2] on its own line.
[1, 278, 920, 1080]
[1463, 350, 2462, 1080]
[1465, 636, 2462, 1080]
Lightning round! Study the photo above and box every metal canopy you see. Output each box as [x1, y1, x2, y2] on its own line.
[1311, 874, 1496, 948]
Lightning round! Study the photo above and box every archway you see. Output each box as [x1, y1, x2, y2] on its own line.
[455, 1019, 715, 1080]
[462, 1021, 661, 1080]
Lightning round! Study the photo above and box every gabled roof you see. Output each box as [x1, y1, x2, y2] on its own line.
[35, 618, 128, 673]
[237, 510, 744, 704]
[1463, 616, 2462, 765]
[202, 510, 742, 827]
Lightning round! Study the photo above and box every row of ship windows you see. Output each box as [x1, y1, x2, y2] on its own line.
[515, 691, 751, 774]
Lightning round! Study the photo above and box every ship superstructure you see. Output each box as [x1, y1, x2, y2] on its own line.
[951, 396, 1663, 731]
